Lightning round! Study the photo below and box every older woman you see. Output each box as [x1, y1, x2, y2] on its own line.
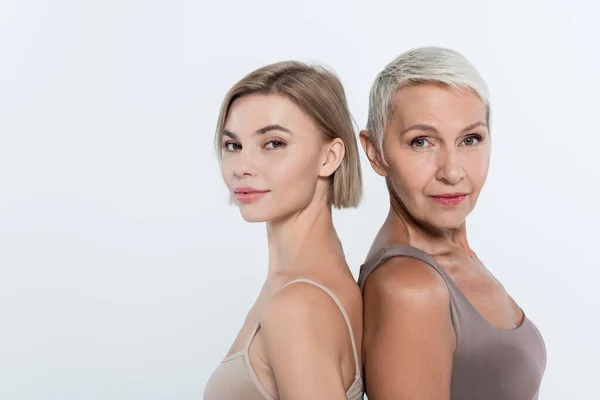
[358, 47, 546, 400]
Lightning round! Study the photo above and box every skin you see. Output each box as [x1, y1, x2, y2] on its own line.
[219, 94, 362, 399]
[359, 83, 525, 399]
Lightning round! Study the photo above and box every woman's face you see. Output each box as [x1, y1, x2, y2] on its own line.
[221, 94, 343, 223]
[364, 83, 491, 230]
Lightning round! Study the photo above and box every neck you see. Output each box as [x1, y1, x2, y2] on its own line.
[388, 193, 471, 255]
[265, 200, 342, 277]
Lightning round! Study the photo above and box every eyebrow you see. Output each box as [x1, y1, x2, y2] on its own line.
[222, 130, 238, 139]
[460, 121, 488, 133]
[401, 121, 488, 136]
[401, 124, 439, 136]
[222, 124, 293, 140]
[256, 124, 292, 135]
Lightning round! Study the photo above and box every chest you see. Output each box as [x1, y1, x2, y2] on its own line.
[450, 317, 547, 400]
[437, 255, 524, 330]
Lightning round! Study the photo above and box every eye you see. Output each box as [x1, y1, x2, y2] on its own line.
[265, 139, 286, 149]
[462, 134, 482, 146]
[410, 137, 433, 148]
[223, 141, 241, 152]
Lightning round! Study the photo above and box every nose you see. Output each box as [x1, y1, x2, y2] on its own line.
[436, 149, 464, 185]
[229, 149, 256, 178]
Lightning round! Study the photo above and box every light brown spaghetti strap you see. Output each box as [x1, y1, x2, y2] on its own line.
[244, 321, 261, 350]
[281, 279, 361, 378]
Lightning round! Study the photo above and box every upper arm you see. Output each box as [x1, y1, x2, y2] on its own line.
[362, 258, 455, 400]
[260, 283, 350, 400]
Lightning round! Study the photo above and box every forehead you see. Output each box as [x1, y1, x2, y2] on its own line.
[391, 83, 487, 129]
[224, 94, 318, 136]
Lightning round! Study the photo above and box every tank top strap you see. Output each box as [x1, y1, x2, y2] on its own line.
[358, 243, 463, 338]
[359, 243, 455, 290]
[244, 321, 262, 350]
[280, 279, 361, 378]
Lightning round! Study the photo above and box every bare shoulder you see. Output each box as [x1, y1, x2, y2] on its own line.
[361, 256, 456, 398]
[258, 278, 360, 397]
[261, 280, 351, 337]
[363, 255, 450, 312]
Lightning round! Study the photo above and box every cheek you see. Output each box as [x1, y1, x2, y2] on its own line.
[220, 161, 233, 187]
[464, 151, 490, 191]
[389, 155, 436, 196]
[265, 151, 320, 189]
[473, 165, 489, 189]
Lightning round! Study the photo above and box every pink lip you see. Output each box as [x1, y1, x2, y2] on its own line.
[234, 187, 270, 204]
[430, 193, 468, 207]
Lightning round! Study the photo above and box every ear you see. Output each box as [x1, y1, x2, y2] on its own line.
[319, 138, 345, 178]
[359, 130, 387, 177]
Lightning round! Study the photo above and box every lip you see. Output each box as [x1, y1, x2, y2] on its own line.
[430, 193, 468, 207]
[233, 187, 270, 204]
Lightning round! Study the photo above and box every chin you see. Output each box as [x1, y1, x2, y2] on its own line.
[238, 209, 269, 223]
[238, 204, 299, 224]
[238, 205, 287, 223]
[426, 213, 468, 231]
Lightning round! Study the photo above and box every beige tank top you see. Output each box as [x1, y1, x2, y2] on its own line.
[203, 279, 364, 400]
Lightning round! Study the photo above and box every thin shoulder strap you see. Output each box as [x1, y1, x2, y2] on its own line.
[358, 243, 449, 291]
[358, 243, 464, 342]
[244, 321, 261, 350]
[281, 278, 361, 378]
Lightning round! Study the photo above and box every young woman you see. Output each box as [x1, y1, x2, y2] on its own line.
[358, 47, 546, 400]
[204, 61, 364, 400]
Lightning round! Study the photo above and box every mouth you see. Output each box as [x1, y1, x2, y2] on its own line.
[233, 187, 270, 204]
[430, 193, 468, 207]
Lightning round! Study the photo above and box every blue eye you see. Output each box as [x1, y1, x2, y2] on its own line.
[462, 135, 482, 146]
[410, 137, 433, 148]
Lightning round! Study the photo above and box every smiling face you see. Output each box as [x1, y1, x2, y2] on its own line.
[220, 94, 343, 223]
[362, 83, 491, 230]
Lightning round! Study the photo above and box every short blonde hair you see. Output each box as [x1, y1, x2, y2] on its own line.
[215, 61, 362, 209]
[367, 46, 490, 155]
